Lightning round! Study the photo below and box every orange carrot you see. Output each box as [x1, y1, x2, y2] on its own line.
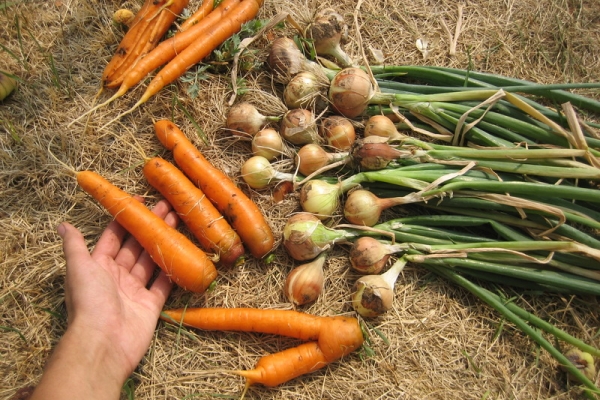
[104, 0, 190, 89]
[77, 170, 217, 293]
[103, 0, 263, 126]
[154, 120, 275, 258]
[180, 0, 215, 31]
[161, 307, 364, 387]
[143, 156, 246, 267]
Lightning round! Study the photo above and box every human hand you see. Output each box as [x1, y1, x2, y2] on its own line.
[59, 198, 177, 380]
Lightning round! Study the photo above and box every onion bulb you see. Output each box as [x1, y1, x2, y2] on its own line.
[299, 179, 343, 220]
[252, 128, 285, 161]
[267, 37, 322, 84]
[363, 115, 405, 141]
[349, 237, 394, 274]
[283, 71, 328, 110]
[280, 108, 319, 145]
[306, 9, 352, 68]
[296, 143, 350, 176]
[284, 252, 327, 305]
[113, 9, 135, 26]
[351, 139, 407, 170]
[344, 189, 409, 226]
[328, 68, 374, 118]
[283, 213, 354, 260]
[561, 348, 597, 382]
[241, 156, 295, 189]
[0, 71, 16, 101]
[351, 256, 407, 317]
[320, 115, 356, 150]
[226, 102, 280, 137]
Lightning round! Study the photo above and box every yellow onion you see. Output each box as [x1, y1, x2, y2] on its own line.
[306, 9, 352, 68]
[252, 128, 285, 161]
[283, 213, 353, 260]
[226, 102, 280, 137]
[363, 115, 405, 141]
[0, 71, 16, 101]
[320, 115, 356, 150]
[113, 9, 135, 26]
[349, 236, 392, 274]
[283, 71, 328, 110]
[280, 108, 319, 145]
[344, 189, 410, 226]
[299, 179, 343, 220]
[561, 348, 597, 382]
[351, 257, 407, 317]
[240, 156, 295, 189]
[328, 68, 374, 118]
[351, 139, 407, 170]
[267, 37, 322, 84]
[296, 143, 350, 176]
[284, 252, 327, 305]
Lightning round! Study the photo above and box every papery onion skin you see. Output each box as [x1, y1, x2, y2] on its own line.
[343, 189, 383, 226]
[296, 144, 331, 176]
[284, 253, 326, 305]
[267, 37, 318, 83]
[349, 236, 390, 274]
[280, 108, 319, 145]
[240, 155, 276, 189]
[226, 102, 269, 137]
[328, 68, 374, 118]
[299, 179, 342, 220]
[352, 139, 405, 170]
[320, 115, 356, 150]
[252, 128, 284, 161]
[363, 115, 403, 140]
[283, 213, 329, 260]
[306, 9, 352, 68]
[351, 275, 393, 317]
[283, 71, 326, 110]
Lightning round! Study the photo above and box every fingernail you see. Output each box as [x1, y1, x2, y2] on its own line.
[57, 222, 67, 238]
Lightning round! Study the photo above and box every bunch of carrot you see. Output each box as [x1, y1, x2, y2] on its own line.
[74, 119, 274, 293]
[160, 307, 364, 396]
[71, 0, 265, 127]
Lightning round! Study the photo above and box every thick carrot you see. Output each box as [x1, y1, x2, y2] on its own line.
[161, 307, 364, 387]
[104, 0, 190, 89]
[103, 0, 263, 126]
[77, 170, 217, 293]
[154, 120, 275, 258]
[180, 0, 215, 31]
[143, 156, 246, 267]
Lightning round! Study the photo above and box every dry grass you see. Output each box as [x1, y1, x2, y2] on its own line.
[1, 0, 600, 399]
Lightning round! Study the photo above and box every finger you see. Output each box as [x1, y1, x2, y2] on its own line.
[148, 270, 174, 308]
[114, 199, 174, 270]
[129, 209, 179, 284]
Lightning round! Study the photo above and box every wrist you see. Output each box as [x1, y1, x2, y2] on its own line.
[30, 324, 130, 400]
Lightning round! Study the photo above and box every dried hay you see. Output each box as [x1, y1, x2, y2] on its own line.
[1, 0, 600, 399]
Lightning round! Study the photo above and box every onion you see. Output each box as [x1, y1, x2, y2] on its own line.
[328, 68, 374, 118]
[226, 102, 280, 137]
[284, 252, 327, 305]
[363, 115, 405, 141]
[320, 115, 356, 150]
[351, 256, 407, 317]
[561, 348, 597, 382]
[283, 71, 328, 110]
[349, 237, 391, 274]
[306, 9, 352, 68]
[252, 128, 285, 161]
[240, 156, 295, 189]
[267, 37, 322, 84]
[344, 189, 409, 226]
[280, 108, 319, 145]
[0, 71, 16, 101]
[299, 179, 343, 220]
[113, 9, 135, 26]
[296, 143, 350, 176]
[351, 139, 407, 170]
[283, 213, 353, 260]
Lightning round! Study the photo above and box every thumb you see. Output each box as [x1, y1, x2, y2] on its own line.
[57, 222, 91, 269]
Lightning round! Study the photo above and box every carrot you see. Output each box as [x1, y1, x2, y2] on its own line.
[179, 0, 215, 31]
[102, 0, 264, 128]
[161, 307, 364, 388]
[69, 0, 243, 127]
[104, 0, 190, 89]
[154, 120, 275, 258]
[77, 170, 218, 293]
[143, 156, 246, 267]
